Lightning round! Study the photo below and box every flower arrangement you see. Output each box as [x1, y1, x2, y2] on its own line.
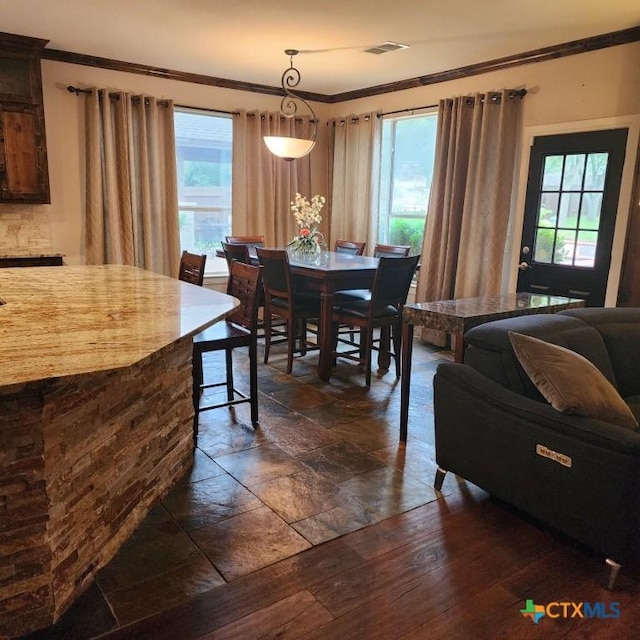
[288, 193, 326, 255]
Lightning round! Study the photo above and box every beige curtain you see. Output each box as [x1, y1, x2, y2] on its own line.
[232, 110, 312, 248]
[416, 90, 523, 343]
[84, 89, 180, 277]
[327, 112, 380, 253]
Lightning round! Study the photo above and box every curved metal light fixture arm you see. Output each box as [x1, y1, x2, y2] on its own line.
[279, 50, 317, 142]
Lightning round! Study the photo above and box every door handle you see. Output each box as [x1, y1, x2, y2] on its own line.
[518, 261, 530, 271]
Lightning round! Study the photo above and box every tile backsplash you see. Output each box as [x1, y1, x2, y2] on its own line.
[0, 204, 52, 253]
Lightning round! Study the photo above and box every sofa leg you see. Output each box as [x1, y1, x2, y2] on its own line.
[434, 467, 447, 492]
[605, 558, 621, 590]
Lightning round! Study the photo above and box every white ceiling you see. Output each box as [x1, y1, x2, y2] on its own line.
[1, 0, 638, 96]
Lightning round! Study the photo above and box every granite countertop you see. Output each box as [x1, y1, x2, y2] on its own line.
[0, 264, 238, 387]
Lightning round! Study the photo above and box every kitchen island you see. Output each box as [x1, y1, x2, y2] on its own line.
[0, 265, 237, 638]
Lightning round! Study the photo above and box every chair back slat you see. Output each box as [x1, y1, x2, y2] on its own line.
[225, 235, 265, 248]
[226, 261, 262, 331]
[373, 244, 411, 258]
[178, 250, 206, 286]
[335, 239, 366, 255]
[221, 241, 251, 268]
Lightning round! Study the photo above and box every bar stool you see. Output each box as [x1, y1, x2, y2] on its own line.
[192, 261, 263, 439]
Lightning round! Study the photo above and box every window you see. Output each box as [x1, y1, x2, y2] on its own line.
[533, 152, 608, 269]
[174, 108, 232, 275]
[377, 112, 437, 255]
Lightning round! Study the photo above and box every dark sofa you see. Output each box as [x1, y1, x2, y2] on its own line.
[433, 307, 640, 587]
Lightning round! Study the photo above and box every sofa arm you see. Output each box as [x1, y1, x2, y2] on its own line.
[434, 362, 640, 455]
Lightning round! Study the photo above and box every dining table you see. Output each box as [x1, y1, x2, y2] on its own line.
[217, 247, 380, 380]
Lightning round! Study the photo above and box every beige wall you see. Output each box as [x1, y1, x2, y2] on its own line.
[2, 42, 638, 288]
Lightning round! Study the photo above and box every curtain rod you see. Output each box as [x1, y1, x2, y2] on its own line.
[378, 88, 527, 118]
[66, 86, 238, 116]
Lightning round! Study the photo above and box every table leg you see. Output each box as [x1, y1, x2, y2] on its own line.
[318, 291, 333, 381]
[400, 322, 414, 442]
[453, 331, 465, 363]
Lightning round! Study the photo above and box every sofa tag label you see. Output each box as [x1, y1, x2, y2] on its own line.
[536, 444, 572, 468]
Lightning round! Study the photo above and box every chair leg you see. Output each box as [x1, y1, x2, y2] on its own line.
[434, 467, 447, 491]
[605, 558, 621, 590]
[378, 326, 391, 372]
[225, 347, 234, 402]
[192, 347, 203, 441]
[286, 316, 295, 374]
[263, 312, 272, 364]
[299, 318, 307, 356]
[392, 320, 402, 379]
[249, 337, 259, 426]
[364, 326, 373, 387]
[331, 320, 339, 367]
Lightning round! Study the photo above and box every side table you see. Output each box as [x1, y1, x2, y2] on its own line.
[399, 293, 585, 441]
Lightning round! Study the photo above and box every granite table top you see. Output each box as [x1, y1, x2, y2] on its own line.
[403, 292, 585, 333]
[0, 264, 238, 387]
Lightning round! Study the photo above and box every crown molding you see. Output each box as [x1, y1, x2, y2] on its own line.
[42, 26, 640, 104]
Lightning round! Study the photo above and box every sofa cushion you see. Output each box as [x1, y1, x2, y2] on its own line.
[509, 331, 638, 430]
[559, 308, 640, 399]
[464, 314, 616, 400]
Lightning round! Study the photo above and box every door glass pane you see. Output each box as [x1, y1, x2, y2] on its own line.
[538, 193, 558, 226]
[562, 154, 586, 190]
[541, 155, 563, 190]
[584, 153, 608, 190]
[533, 228, 555, 263]
[579, 193, 602, 230]
[575, 230, 598, 267]
[556, 229, 576, 265]
[557, 192, 581, 228]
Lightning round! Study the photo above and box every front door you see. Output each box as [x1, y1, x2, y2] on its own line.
[517, 129, 628, 306]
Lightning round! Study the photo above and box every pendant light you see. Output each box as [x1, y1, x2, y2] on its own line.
[263, 49, 317, 161]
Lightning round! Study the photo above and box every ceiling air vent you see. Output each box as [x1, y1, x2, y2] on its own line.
[364, 41, 410, 55]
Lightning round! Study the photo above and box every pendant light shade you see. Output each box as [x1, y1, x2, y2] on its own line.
[264, 49, 317, 161]
[263, 135, 315, 161]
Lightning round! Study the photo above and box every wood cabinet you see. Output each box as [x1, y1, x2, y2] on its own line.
[0, 32, 50, 203]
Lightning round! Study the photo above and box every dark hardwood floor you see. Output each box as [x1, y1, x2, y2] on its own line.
[22, 339, 639, 640]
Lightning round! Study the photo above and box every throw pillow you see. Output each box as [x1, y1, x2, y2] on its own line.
[509, 331, 638, 430]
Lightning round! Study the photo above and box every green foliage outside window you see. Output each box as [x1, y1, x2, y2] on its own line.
[389, 217, 424, 255]
[535, 228, 570, 263]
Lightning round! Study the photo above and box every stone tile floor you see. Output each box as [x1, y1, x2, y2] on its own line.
[25, 338, 454, 639]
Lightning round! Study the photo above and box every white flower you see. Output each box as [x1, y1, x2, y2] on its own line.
[290, 193, 326, 230]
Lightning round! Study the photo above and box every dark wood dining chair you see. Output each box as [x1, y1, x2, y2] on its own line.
[335, 243, 413, 305]
[221, 241, 251, 268]
[178, 250, 206, 286]
[373, 243, 411, 258]
[335, 239, 366, 255]
[256, 247, 320, 374]
[192, 261, 263, 439]
[331, 255, 420, 386]
[225, 235, 265, 248]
